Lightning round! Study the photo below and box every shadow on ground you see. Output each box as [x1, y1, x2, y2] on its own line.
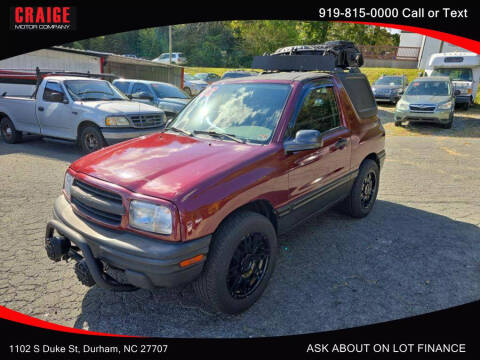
[0, 136, 82, 163]
[379, 105, 480, 138]
[72, 200, 480, 338]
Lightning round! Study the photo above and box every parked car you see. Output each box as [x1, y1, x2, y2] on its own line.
[193, 72, 220, 84]
[113, 79, 190, 120]
[183, 74, 208, 96]
[45, 67, 385, 314]
[371, 75, 408, 104]
[394, 76, 456, 129]
[0, 75, 166, 153]
[152, 52, 186, 65]
[221, 70, 259, 80]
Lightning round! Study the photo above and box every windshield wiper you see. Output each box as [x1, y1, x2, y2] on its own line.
[193, 130, 245, 143]
[166, 126, 193, 137]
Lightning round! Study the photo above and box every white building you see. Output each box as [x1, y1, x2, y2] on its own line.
[399, 31, 475, 69]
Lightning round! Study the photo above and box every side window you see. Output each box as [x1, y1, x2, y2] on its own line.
[114, 81, 131, 94]
[287, 86, 340, 139]
[131, 83, 151, 97]
[43, 82, 65, 102]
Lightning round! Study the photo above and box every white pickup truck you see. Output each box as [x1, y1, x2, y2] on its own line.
[0, 75, 167, 153]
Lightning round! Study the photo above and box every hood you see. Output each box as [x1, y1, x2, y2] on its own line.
[77, 100, 162, 114]
[188, 79, 208, 86]
[402, 94, 451, 104]
[70, 133, 270, 202]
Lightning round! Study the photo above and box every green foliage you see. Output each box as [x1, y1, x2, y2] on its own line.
[64, 21, 399, 67]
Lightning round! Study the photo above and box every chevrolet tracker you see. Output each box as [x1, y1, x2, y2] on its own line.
[45, 42, 386, 314]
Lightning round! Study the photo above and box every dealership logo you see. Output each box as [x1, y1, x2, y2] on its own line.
[10, 6, 76, 31]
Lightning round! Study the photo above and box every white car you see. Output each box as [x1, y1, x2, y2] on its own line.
[152, 52, 187, 65]
[183, 74, 208, 96]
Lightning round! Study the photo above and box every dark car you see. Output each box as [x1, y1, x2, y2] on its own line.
[45, 48, 385, 314]
[371, 75, 408, 104]
[220, 70, 259, 80]
[113, 79, 190, 120]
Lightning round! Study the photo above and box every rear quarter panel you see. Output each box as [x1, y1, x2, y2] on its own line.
[334, 76, 385, 171]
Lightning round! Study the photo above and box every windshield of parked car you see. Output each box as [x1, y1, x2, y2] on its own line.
[151, 83, 189, 99]
[375, 76, 403, 86]
[221, 72, 254, 79]
[184, 74, 195, 81]
[405, 81, 450, 96]
[64, 80, 127, 101]
[169, 83, 291, 144]
[431, 68, 473, 82]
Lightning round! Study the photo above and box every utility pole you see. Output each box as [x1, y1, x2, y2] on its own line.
[169, 25, 172, 64]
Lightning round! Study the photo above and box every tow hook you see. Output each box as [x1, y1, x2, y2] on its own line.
[45, 235, 70, 262]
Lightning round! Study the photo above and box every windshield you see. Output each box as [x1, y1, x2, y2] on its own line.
[169, 83, 291, 144]
[375, 77, 403, 86]
[64, 80, 127, 101]
[151, 83, 189, 99]
[184, 74, 195, 81]
[405, 81, 451, 96]
[431, 68, 473, 82]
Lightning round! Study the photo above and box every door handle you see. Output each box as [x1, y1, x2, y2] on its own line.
[334, 138, 347, 149]
[38, 106, 44, 111]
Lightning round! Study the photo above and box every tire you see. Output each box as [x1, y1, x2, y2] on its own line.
[0, 117, 22, 144]
[184, 87, 192, 96]
[193, 211, 278, 314]
[394, 121, 402, 127]
[342, 159, 380, 218]
[79, 125, 106, 154]
[443, 113, 453, 129]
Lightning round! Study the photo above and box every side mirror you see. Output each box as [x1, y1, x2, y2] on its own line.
[132, 92, 153, 101]
[454, 89, 461, 96]
[49, 91, 66, 103]
[284, 129, 323, 154]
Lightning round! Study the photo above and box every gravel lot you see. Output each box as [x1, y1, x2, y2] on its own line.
[0, 106, 479, 337]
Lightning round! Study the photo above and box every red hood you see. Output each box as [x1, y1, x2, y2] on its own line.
[70, 133, 271, 202]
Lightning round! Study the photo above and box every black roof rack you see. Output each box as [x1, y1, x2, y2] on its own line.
[252, 41, 364, 73]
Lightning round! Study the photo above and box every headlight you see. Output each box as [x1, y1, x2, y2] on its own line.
[105, 116, 130, 127]
[396, 100, 409, 111]
[129, 200, 172, 235]
[371, 87, 376, 93]
[64, 171, 74, 200]
[438, 101, 452, 110]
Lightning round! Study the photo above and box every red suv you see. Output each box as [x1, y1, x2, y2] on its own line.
[45, 69, 385, 314]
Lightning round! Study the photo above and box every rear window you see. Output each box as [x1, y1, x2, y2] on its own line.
[338, 73, 377, 119]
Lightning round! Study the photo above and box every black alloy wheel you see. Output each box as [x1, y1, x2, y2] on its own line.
[227, 232, 271, 299]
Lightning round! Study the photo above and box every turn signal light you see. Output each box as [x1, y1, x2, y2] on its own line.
[179, 254, 205, 268]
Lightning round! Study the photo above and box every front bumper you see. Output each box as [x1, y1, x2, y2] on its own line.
[374, 94, 400, 103]
[46, 195, 211, 290]
[101, 127, 164, 145]
[394, 109, 452, 124]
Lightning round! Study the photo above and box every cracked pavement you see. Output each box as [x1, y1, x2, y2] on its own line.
[0, 106, 479, 337]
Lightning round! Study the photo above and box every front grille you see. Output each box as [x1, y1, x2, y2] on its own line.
[409, 104, 436, 112]
[129, 113, 165, 128]
[71, 179, 124, 226]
